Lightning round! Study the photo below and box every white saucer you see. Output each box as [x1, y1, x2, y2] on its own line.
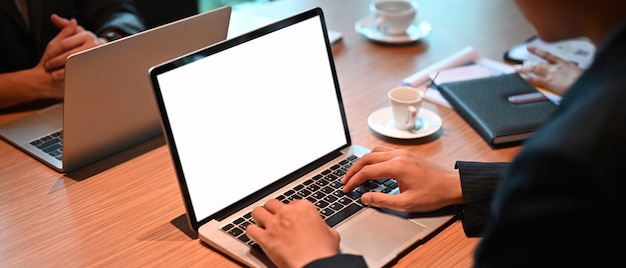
[368, 107, 442, 139]
[354, 17, 432, 44]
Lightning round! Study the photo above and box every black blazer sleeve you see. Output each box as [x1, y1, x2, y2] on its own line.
[304, 254, 368, 268]
[75, 0, 145, 36]
[455, 161, 510, 237]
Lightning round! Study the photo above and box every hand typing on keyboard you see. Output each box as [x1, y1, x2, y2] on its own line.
[240, 153, 400, 263]
[220, 153, 398, 253]
[272, 154, 397, 227]
[246, 199, 340, 268]
[342, 145, 463, 213]
[246, 145, 465, 267]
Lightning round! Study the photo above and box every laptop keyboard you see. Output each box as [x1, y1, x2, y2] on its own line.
[220, 155, 399, 248]
[29, 130, 63, 160]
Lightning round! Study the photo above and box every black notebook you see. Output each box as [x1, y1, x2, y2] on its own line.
[438, 73, 557, 147]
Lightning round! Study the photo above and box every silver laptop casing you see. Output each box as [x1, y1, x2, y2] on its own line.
[0, 6, 232, 172]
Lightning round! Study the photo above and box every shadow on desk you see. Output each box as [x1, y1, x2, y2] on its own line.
[170, 213, 199, 240]
[0, 99, 61, 114]
[63, 135, 166, 181]
[369, 127, 443, 145]
[135, 213, 199, 242]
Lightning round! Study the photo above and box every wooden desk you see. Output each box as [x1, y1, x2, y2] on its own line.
[0, 0, 534, 267]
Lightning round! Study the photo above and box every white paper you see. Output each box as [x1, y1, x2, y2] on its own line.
[401, 46, 480, 87]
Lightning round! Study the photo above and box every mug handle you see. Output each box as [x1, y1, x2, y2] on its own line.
[405, 105, 417, 127]
[374, 17, 387, 33]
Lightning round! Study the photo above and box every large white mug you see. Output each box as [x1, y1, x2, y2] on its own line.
[371, 0, 417, 36]
[388, 86, 423, 130]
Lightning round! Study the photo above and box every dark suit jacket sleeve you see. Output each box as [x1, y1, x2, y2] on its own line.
[455, 161, 510, 237]
[304, 254, 368, 268]
[76, 0, 145, 36]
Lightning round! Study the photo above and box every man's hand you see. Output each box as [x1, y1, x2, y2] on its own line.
[42, 14, 103, 80]
[515, 45, 583, 96]
[246, 199, 340, 268]
[342, 145, 463, 212]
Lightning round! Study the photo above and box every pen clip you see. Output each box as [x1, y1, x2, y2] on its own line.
[507, 92, 549, 104]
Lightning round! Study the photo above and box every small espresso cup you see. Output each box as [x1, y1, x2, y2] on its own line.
[371, 0, 417, 36]
[388, 86, 423, 130]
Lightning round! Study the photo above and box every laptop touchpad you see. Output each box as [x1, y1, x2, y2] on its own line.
[337, 208, 426, 260]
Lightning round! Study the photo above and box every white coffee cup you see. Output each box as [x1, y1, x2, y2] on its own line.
[371, 0, 417, 36]
[388, 86, 423, 130]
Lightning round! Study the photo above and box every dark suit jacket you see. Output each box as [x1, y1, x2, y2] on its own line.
[1, 0, 144, 73]
[306, 18, 626, 268]
[473, 19, 626, 267]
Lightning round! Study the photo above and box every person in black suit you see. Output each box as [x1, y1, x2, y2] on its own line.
[245, 0, 626, 267]
[0, 0, 144, 109]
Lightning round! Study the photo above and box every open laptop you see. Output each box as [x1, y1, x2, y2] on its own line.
[149, 8, 454, 268]
[0, 6, 231, 172]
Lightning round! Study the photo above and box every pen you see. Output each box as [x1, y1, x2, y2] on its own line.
[507, 92, 549, 104]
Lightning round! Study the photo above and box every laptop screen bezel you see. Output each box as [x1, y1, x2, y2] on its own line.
[149, 7, 351, 232]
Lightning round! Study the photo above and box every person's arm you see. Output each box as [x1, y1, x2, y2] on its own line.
[0, 17, 86, 109]
[0, 0, 145, 109]
[43, 15, 105, 80]
[246, 199, 341, 268]
[0, 68, 63, 109]
[303, 254, 368, 268]
[342, 146, 510, 237]
[77, 0, 145, 38]
[342, 145, 463, 213]
[455, 161, 510, 237]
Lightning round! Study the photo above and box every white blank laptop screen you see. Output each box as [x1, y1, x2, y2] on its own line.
[155, 16, 347, 221]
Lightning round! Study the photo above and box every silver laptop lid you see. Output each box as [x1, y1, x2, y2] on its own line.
[149, 7, 350, 231]
[60, 6, 232, 172]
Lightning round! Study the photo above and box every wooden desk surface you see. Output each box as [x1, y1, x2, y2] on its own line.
[0, 0, 534, 267]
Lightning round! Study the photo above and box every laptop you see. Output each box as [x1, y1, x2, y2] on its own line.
[0, 6, 231, 172]
[149, 8, 454, 268]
